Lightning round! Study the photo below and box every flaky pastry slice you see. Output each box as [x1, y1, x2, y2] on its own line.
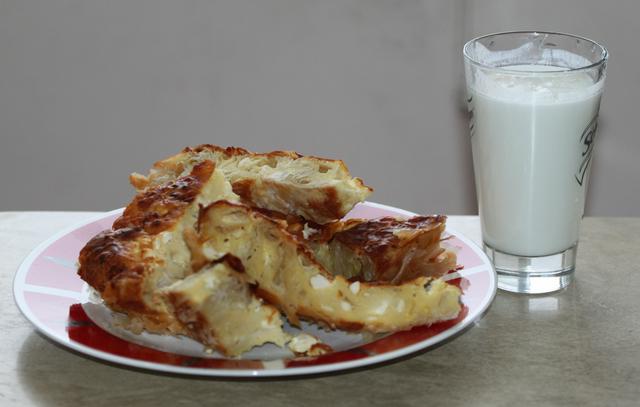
[311, 216, 456, 284]
[194, 201, 462, 333]
[129, 145, 372, 224]
[79, 162, 322, 357]
[163, 256, 290, 357]
[78, 161, 239, 333]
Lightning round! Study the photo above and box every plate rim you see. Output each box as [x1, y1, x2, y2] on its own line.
[13, 201, 497, 377]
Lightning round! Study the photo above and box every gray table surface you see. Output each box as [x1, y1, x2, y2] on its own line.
[2, 212, 639, 406]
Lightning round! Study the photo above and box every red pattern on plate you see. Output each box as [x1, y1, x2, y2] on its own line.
[15, 203, 496, 376]
[360, 306, 470, 355]
[68, 304, 262, 369]
[286, 349, 370, 368]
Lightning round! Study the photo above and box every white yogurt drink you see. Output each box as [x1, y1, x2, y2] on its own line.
[469, 64, 603, 256]
[463, 32, 607, 293]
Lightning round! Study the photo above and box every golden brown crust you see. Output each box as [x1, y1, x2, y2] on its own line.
[335, 216, 452, 282]
[334, 215, 447, 247]
[78, 162, 227, 334]
[298, 181, 342, 224]
[230, 178, 254, 203]
[306, 215, 456, 284]
[78, 228, 147, 308]
[114, 161, 215, 234]
[80, 162, 216, 293]
[184, 144, 302, 160]
[78, 228, 183, 332]
[133, 144, 372, 224]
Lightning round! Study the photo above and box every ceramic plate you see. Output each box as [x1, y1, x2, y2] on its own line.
[14, 201, 496, 377]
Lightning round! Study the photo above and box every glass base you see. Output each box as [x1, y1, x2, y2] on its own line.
[483, 243, 577, 294]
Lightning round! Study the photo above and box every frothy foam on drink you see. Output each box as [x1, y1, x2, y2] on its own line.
[468, 44, 604, 104]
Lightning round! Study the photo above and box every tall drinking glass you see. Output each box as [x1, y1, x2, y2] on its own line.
[463, 32, 608, 294]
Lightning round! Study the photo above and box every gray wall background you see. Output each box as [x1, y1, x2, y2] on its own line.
[1, 0, 637, 215]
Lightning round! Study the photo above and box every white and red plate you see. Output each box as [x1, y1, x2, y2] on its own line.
[14, 202, 496, 377]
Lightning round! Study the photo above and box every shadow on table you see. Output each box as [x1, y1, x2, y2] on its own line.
[16, 330, 469, 406]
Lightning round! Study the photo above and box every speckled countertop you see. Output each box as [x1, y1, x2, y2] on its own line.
[2, 212, 639, 406]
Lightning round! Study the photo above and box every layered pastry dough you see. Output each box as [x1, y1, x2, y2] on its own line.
[195, 201, 461, 332]
[311, 216, 456, 284]
[78, 145, 461, 357]
[78, 161, 239, 334]
[129, 145, 372, 224]
[79, 161, 306, 356]
[163, 257, 290, 356]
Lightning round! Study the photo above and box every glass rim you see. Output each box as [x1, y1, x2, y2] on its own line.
[463, 30, 608, 74]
